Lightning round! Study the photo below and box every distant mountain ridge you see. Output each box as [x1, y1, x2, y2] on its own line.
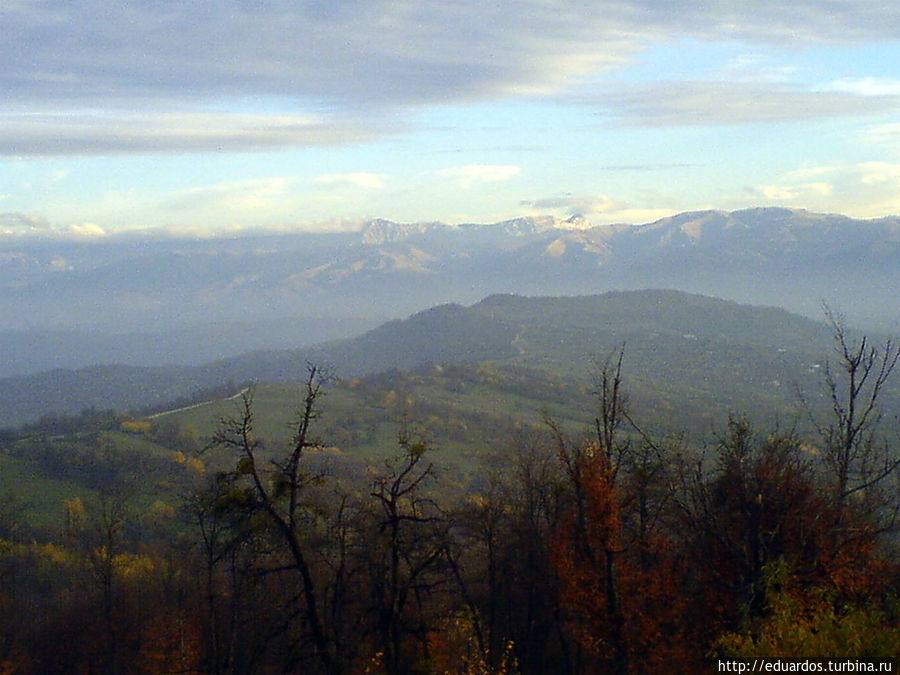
[2, 207, 899, 376]
[357, 214, 590, 244]
[356, 207, 900, 254]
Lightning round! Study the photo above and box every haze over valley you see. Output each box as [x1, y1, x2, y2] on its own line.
[3, 207, 898, 379]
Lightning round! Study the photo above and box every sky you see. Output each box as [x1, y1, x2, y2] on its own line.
[2, 1, 900, 239]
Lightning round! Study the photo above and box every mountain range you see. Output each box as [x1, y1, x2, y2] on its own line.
[2, 207, 899, 377]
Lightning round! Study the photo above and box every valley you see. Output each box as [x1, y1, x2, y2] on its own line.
[2, 212, 899, 673]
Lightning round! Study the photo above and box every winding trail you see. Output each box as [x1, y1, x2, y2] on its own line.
[146, 386, 250, 420]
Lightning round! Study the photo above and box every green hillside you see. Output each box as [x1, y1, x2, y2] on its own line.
[0, 289, 861, 430]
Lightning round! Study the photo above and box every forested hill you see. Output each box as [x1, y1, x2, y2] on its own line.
[0, 289, 880, 428]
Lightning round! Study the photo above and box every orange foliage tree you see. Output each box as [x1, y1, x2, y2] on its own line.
[548, 348, 698, 674]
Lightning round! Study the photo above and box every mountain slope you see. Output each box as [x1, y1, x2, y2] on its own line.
[1, 289, 879, 430]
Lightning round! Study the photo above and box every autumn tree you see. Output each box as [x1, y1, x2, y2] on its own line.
[818, 310, 899, 503]
[662, 316, 899, 656]
[547, 347, 695, 673]
[670, 418, 828, 630]
[546, 350, 629, 675]
[210, 366, 338, 674]
[455, 431, 574, 674]
[714, 558, 900, 659]
[183, 469, 274, 674]
[62, 490, 133, 675]
[444, 467, 512, 672]
[365, 432, 448, 674]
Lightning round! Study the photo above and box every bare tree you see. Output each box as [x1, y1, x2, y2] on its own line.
[211, 365, 337, 674]
[367, 431, 446, 674]
[815, 309, 899, 529]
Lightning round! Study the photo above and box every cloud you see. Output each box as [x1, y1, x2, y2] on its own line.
[4, 2, 900, 155]
[0, 111, 385, 156]
[0, 213, 111, 240]
[721, 54, 798, 84]
[789, 162, 900, 186]
[623, 1, 900, 43]
[438, 164, 521, 189]
[152, 175, 390, 230]
[1, 3, 633, 108]
[0, 212, 52, 234]
[858, 161, 900, 184]
[165, 177, 299, 214]
[521, 193, 625, 216]
[315, 173, 388, 189]
[0, 3, 615, 144]
[589, 81, 900, 127]
[518, 193, 682, 225]
[66, 222, 106, 237]
[760, 183, 833, 201]
[599, 163, 698, 172]
[752, 162, 900, 217]
[825, 78, 900, 97]
[862, 123, 900, 153]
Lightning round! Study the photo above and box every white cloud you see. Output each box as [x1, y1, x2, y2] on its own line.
[760, 185, 799, 200]
[315, 173, 388, 189]
[591, 81, 900, 127]
[0, 212, 52, 234]
[604, 207, 682, 225]
[438, 165, 521, 189]
[0, 213, 113, 240]
[66, 222, 106, 237]
[521, 193, 625, 217]
[760, 182, 832, 201]
[167, 177, 298, 214]
[790, 162, 900, 185]
[755, 163, 900, 217]
[722, 54, 798, 84]
[806, 182, 833, 196]
[518, 192, 689, 225]
[0, 111, 386, 156]
[859, 161, 900, 184]
[825, 78, 900, 97]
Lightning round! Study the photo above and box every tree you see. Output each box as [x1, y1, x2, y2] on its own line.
[183, 471, 263, 675]
[547, 347, 696, 674]
[0, 491, 30, 542]
[366, 432, 447, 674]
[803, 310, 900, 593]
[469, 432, 574, 674]
[819, 310, 898, 507]
[715, 559, 900, 659]
[66, 490, 131, 675]
[670, 419, 825, 620]
[210, 366, 337, 674]
[445, 468, 510, 673]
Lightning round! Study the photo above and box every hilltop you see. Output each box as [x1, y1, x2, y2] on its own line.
[1, 289, 877, 432]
